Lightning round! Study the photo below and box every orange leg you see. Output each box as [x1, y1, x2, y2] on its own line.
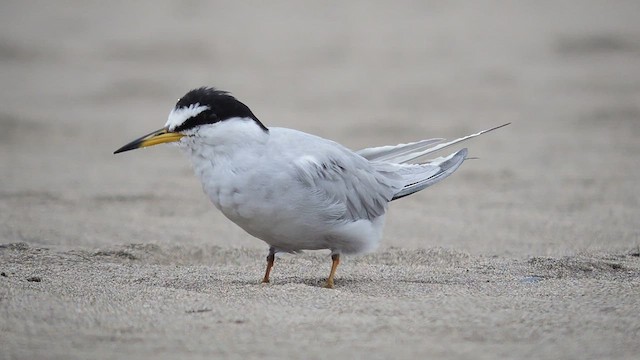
[261, 249, 275, 283]
[324, 254, 340, 288]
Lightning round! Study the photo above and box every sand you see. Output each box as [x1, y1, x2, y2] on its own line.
[1, 1, 639, 359]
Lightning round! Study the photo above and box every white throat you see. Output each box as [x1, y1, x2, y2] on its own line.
[180, 117, 269, 169]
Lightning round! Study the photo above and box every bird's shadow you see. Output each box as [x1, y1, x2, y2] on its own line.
[228, 276, 369, 288]
[228, 275, 456, 289]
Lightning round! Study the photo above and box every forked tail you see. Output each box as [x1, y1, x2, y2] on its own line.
[357, 123, 509, 164]
[358, 123, 510, 200]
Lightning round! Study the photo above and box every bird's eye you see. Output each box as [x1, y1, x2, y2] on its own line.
[202, 109, 218, 121]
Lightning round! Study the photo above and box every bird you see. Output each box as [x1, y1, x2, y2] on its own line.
[115, 87, 509, 288]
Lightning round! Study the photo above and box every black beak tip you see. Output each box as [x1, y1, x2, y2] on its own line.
[113, 142, 139, 155]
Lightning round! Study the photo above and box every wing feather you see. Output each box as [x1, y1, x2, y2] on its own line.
[293, 152, 401, 222]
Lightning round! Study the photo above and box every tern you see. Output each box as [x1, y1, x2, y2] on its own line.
[115, 87, 508, 288]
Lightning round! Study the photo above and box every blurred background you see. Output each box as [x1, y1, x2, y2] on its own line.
[1, 1, 638, 257]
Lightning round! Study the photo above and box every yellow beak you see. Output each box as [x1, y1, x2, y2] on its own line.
[114, 128, 185, 154]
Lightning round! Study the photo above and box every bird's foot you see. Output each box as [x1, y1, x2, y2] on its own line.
[261, 249, 275, 285]
[322, 253, 339, 289]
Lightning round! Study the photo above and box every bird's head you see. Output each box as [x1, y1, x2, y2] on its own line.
[114, 87, 268, 154]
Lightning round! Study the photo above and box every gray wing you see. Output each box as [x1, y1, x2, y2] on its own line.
[292, 150, 402, 222]
[388, 148, 467, 200]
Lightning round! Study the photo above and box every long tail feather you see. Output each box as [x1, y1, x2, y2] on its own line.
[357, 123, 510, 164]
[357, 138, 444, 163]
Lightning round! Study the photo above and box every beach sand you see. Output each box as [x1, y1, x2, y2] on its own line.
[1, 1, 639, 359]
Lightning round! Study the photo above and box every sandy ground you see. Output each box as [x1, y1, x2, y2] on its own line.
[1, 1, 639, 359]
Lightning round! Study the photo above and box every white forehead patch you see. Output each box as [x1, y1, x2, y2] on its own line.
[165, 103, 210, 131]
